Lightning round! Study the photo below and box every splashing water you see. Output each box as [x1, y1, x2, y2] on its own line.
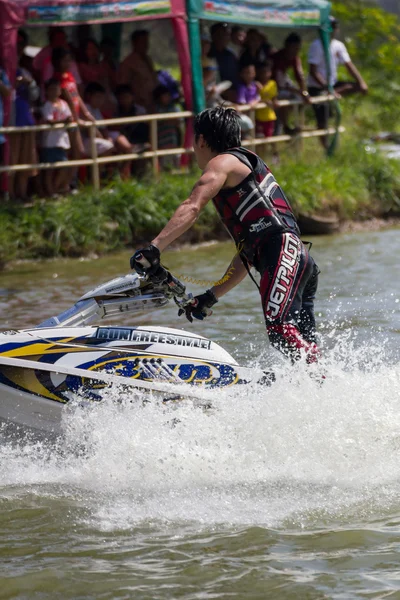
[1, 334, 400, 534]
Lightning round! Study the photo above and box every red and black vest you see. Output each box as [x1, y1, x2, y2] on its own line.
[213, 147, 300, 263]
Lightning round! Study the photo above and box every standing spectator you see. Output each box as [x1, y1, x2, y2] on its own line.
[208, 23, 238, 90]
[0, 63, 11, 170]
[117, 30, 157, 112]
[9, 31, 40, 201]
[255, 61, 278, 139]
[308, 17, 368, 146]
[272, 32, 311, 134]
[52, 47, 94, 169]
[154, 84, 181, 169]
[235, 62, 260, 107]
[228, 26, 246, 58]
[33, 27, 82, 93]
[78, 39, 116, 116]
[40, 79, 72, 196]
[240, 29, 273, 67]
[235, 62, 260, 137]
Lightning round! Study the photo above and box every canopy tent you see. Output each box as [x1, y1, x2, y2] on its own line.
[186, 0, 331, 112]
[0, 0, 193, 115]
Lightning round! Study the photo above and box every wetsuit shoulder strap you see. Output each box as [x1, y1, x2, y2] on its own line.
[220, 148, 256, 173]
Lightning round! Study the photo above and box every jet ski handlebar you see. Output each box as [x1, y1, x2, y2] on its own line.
[36, 268, 193, 329]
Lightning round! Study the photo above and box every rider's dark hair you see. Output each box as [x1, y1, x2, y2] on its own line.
[194, 106, 241, 153]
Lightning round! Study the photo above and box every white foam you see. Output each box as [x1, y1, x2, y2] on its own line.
[1, 336, 400, 531]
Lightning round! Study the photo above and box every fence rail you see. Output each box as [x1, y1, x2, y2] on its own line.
[0, 94, 342, 191]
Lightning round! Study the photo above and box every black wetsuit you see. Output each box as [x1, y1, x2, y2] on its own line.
[213, 147, 319, 361]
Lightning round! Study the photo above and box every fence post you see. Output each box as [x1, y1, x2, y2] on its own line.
[89, 122, 100, 191]
[150, 119, 159, 177]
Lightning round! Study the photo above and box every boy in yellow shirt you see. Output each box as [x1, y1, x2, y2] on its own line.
[255, 61, 278, 138]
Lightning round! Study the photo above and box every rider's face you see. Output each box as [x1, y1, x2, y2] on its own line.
[193, 134, 208, 169]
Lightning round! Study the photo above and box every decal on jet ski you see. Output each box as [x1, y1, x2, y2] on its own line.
[96, 327, 212, 349]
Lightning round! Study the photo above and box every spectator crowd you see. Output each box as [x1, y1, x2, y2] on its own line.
[0, 17, 368, 201]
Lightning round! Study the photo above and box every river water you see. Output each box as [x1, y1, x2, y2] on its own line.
[1, 228, 400, 599]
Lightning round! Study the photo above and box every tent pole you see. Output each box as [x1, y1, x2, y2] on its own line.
[188, 16, 205, 114]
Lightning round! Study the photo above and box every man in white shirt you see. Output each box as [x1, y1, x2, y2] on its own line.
[307, 17, 368, 145]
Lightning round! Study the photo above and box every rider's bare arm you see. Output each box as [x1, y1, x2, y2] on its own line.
[152, 155, 250, 252]
[211, 254, 248, 299]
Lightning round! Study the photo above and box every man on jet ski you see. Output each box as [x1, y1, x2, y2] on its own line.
[131, 106, 320, 363]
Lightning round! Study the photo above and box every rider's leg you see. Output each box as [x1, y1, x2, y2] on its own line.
[258, 233, 320, 363]
[298, 259, 320, 345]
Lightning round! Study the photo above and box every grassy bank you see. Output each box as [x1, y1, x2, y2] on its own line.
[1, 137, 400, 269]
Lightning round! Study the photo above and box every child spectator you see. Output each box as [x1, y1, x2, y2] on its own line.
[52, 47, 94, 162]
[153, 84, 182, 169]
[236, 62, 260, 107]
[40, 78, 72, 196]
[255, 61, 278, 138]
[235, 62, 260, 135]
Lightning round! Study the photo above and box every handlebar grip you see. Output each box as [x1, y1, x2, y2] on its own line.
[134, 252, 151, 269]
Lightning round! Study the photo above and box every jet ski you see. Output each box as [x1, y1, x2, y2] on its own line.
[0, 267, 263, 435]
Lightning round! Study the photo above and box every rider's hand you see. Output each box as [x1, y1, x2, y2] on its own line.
[178, 290, 218, 323]
[130, 244, 160, 276]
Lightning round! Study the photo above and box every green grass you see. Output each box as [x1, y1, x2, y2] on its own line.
[1, 137, 400, 269]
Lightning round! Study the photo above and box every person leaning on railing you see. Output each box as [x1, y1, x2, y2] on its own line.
[40, 78, 73, 197]
[51, 47, 95, 180]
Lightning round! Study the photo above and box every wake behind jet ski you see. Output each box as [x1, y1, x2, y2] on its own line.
[0, 267, 264, 435]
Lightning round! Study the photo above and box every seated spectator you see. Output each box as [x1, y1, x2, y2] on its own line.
[154, 84, 182, 169]
[9, 31, 40, 201]
[228, 25, 246, 58]
[115, 84, 149, 148]
[0, 62, 12, 169]
[40, 78, 72, 196]
[52, 47, 94, 164]
[308, 17, 368, 147]
[255, 61, 278, 139]
[82, 82, 114, 158]
[240, 29, 273, 67]
[272, 33, 311, 135]
[117, 30, 157, 112]
[208, 23, 238, 93]
[33, 27, 82, 95]
[78, 39, 116, 116]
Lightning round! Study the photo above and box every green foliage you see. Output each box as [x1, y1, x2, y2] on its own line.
[1, 139, 400, 269]
[333, 0, 400, 130]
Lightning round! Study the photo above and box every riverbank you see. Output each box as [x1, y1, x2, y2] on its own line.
[1, 138, 400, 270]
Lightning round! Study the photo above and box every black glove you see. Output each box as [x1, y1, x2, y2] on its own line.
[130, 244, 160, 276]
[178, 290, 218, 323]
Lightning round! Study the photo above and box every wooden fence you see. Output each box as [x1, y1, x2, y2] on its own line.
[0, 95, 344, 191]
